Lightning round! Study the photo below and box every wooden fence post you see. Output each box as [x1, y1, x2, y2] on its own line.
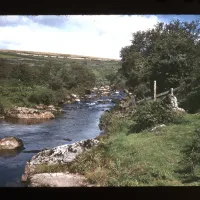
[154, 80, 156, 101]
[170, 88, 173, 95]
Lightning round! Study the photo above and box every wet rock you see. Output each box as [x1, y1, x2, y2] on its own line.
[21, 138, 99, 183]
[74, 98, 80, 102]
[5, 107, 55, 119]
[35, 104, 46, 110]
[21, 161, 36, 182]
[35, 104, 63, 113]
[0, 137, 24, 150]
[71, 94, 77, 98]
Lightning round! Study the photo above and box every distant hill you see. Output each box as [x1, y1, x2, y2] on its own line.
[0, 49, 120, 61]
[0, 49, 121, 86]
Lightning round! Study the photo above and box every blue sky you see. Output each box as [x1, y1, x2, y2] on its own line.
[0, 15, 199, 59]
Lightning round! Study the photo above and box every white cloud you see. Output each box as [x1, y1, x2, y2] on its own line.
[0, 15, 160, 59]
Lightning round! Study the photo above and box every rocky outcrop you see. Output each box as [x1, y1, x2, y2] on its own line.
[0, 137, 24, 150]
[21, 138, 99, 183]
[5, 107, 55, 119]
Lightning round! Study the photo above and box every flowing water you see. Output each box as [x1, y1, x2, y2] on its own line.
[0, 93, 124, 187]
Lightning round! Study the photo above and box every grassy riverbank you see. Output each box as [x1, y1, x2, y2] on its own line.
[34, 110, 200, 186]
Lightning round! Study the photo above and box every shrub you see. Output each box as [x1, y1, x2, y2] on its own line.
[28, 89, 55, 105]
[132, 100, 183, 132]
[99, 111, 112, 131]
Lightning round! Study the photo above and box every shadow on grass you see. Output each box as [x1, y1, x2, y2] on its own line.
[175, 133, 200, 184]
[176, 167, 200, 184]
[126, 122, 143, 135]
[126, 116, 192, 136]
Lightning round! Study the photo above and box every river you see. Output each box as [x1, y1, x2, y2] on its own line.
[0, 94, 122, 187]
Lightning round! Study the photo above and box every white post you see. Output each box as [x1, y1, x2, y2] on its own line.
[154, 80, 156, 101]
[170, 88, 173, 96]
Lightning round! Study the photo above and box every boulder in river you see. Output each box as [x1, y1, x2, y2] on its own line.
[21, 138, 99, 183]
[0, 137, 24, 150]
[5, 107, 55, 119]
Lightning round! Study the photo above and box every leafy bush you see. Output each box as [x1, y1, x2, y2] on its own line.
[132, 100, 183, 132]
[99, 111, 112, 131]
[28, 89, 55, 105]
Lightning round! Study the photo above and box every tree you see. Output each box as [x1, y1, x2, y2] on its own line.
[119, 19, 200, 98]
[66, 64, 96, 90]
[11, 63, 40, 86]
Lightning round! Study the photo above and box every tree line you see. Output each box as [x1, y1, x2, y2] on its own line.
[112, 18, 200, 113]
[0, 60, 96, 109]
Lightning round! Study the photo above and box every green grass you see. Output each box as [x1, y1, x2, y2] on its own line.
[34, 113, 200, 186]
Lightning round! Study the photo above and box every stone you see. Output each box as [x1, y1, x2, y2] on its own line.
[29, 172, 92, 187]
[5, 107, 55, 119]
[151, 124, 166, 132]
[172, 107, 185, 113]
[74, 98, 80, 102]
[71, 94, 77, 98]
[21, 138, 99, 183]
[162, 94, 185, 113]
[0, 137, 24, 150]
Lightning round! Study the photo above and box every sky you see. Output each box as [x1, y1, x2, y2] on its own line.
[0, 15, 199, 59]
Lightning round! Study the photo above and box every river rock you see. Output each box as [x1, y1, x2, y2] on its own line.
[0, 137, 24, 150]
[151, 124, 166, 132]
[5, 107, 55, 119]
[28, 172, 91, 187]
[35, 104, 63, 113]
[21, 138, 99, 182]
[74, 98, 80, 102]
